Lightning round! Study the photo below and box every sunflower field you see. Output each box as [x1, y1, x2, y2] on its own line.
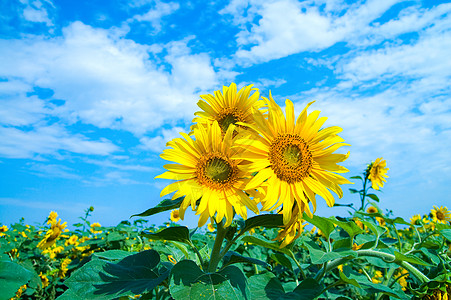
[1, 83, 451, 300]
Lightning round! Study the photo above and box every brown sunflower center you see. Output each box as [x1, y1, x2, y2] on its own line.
[269, 134, 313, 183]
[436, 211, 445, 220]
[196, 154, 238, 190]
[217, 108, 245, 133]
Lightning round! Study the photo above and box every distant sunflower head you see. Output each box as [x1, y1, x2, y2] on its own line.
[235, 94, 351, 225]
[156, 121, 258, 227]
[431, 205, 451, 224]
[192, 83, 264, 135]
[367, 206, 378, 214]
[367, 158, 389, 190]
[170, 209, 180, 222]
[410, 214, 421, 225]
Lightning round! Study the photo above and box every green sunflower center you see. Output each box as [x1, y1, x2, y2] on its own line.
[196, 154, 238, 190]
[269, 134, 313, 183]
[205, 157, 233, 183]
[217, 108, 245, 134]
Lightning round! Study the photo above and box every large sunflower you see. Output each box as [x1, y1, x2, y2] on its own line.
[156, 121, 258, 227]
[192, 83, 264, 135]
[367, 157, 389, 190]
[235, 95, 351, 225]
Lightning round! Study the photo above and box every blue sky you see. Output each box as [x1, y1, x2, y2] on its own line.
[0, 0, 450, 229]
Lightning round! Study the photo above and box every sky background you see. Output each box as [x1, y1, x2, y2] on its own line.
[0, 0, 450, 229]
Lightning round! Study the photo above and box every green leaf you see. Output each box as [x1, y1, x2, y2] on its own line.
[349, 188, 360, 194]
[222, 251, 270, 269]
[366, 193, 380, 202]
[131, 197, 184, 218]
[240, 236, 292, 257]
[63, 250, 169, 299]
[240, 214, 283, 234]
[330, 217, 364, 239]
[339, 271, 361, 288]
[93, 250, 132, 261]
[169, 260, 250, 300]
[0, 260, 35, 299]
[304, 243, 355, 264]
[142, 226, 191, 244]
[394, 251, 433, 267]
[285, 278, 324, 300]
[270, 253, 293, 271]
[248, 272, 285, 300]
[302, 213, 336, 239]
[439, 229, 451, 242]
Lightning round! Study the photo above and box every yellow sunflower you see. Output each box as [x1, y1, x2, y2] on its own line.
[156, 121, 259, 227]
[410, 214, 421, 225]
[366, 206, 378, 214]
[431, 205, 451, 224]
[367, 158, 389, 190]
[37, 219, 67, 250]
[273, 205, 307, 247]
[170, 209, 181, 222]
[192, 83, 264, 135]
[234, 95, 351, 225]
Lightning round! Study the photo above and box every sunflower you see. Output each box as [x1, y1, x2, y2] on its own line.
[410, 214, 421, 225]
[367, 158, 389, 190]
[431, 205, 451, 224]
[170, 209, 181, 222]
[156, 121, 259, 227]
[37, 219, 67, 250]
[273, 205, 307, 247]
[366, 206, 378, 214]
[234, 95, 351, 225]
[192, 83, 264, 135]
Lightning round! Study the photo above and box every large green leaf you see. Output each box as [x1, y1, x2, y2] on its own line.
[394, 251, 433, 267]
[240, 214, 284, 234]
[141, 226, 191, 244]
[281, 278, 324, 300]
[131, 197, 184, 218]
[240, 236, 292, 257]
[331, 217, 364, 239]
[248, 272, 285, 300]
[304, 243, 356, 265]
[93, 250, 132, 261]
[439, 229, 451, 242]
[0, 260, 36, 300]
[61, 250, 169, 300]
[302, 213, 336, 239]
[169, 260, 250, 300]
[222, 251, 270, 269]
[339, 271, 361, 288]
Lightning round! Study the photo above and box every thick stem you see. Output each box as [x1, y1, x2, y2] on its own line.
[208, 221, 227, 272]
[360, 176, 368, 211]
[324, 249, 430, 283]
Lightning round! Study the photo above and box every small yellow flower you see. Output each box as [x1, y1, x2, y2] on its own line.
[11, 284, 27, 299]
[337, 264, 343, 272]
[168, 255, 177, 264]
[431, 206, 451, 224]
[353, 218, 364, 230]
[376, 217, 386, 227]
[410, 214, 421, 225]
[170, 209, 180, 222]
[37, 219, 67, 249]
[352, 243, 363, 251]
[371, 270, 383, 284]
[207, 222, 215, 232]
[65, 235, 79, 246]
[395, 268, 409, 291]
[47, 211, 58, 224]
[59, 258, 72, 278]
[367, 158, 389, 190]
[90, 222, 102, 234]
[39, 272, 49, 288]
[0, 225, 8, 237]
[366, 206, 378, 214]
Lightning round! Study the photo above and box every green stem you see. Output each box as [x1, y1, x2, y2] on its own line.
[391, 224, 403, 252]
[360, 175, 368, 211]
[288, 250, 306, 281]
[188, 241, 206, 271]
[208, 221, 227, 272]
[325, 249, 430, 283]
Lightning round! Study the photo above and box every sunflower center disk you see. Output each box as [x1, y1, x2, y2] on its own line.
[196, 155, 237, 190]
[269, 134, 313, 184]
[217, 108, 245, 133]
[436, 211, 444, 220]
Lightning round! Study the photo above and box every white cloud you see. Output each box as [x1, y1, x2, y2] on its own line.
[139, 126, 186, 152]
[0, 124, 119, 159]
[0, 21, 221, 144]
[20, 0, 54, 26]
[27, 163, 82, 180]
[129, 1, 180, 33]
